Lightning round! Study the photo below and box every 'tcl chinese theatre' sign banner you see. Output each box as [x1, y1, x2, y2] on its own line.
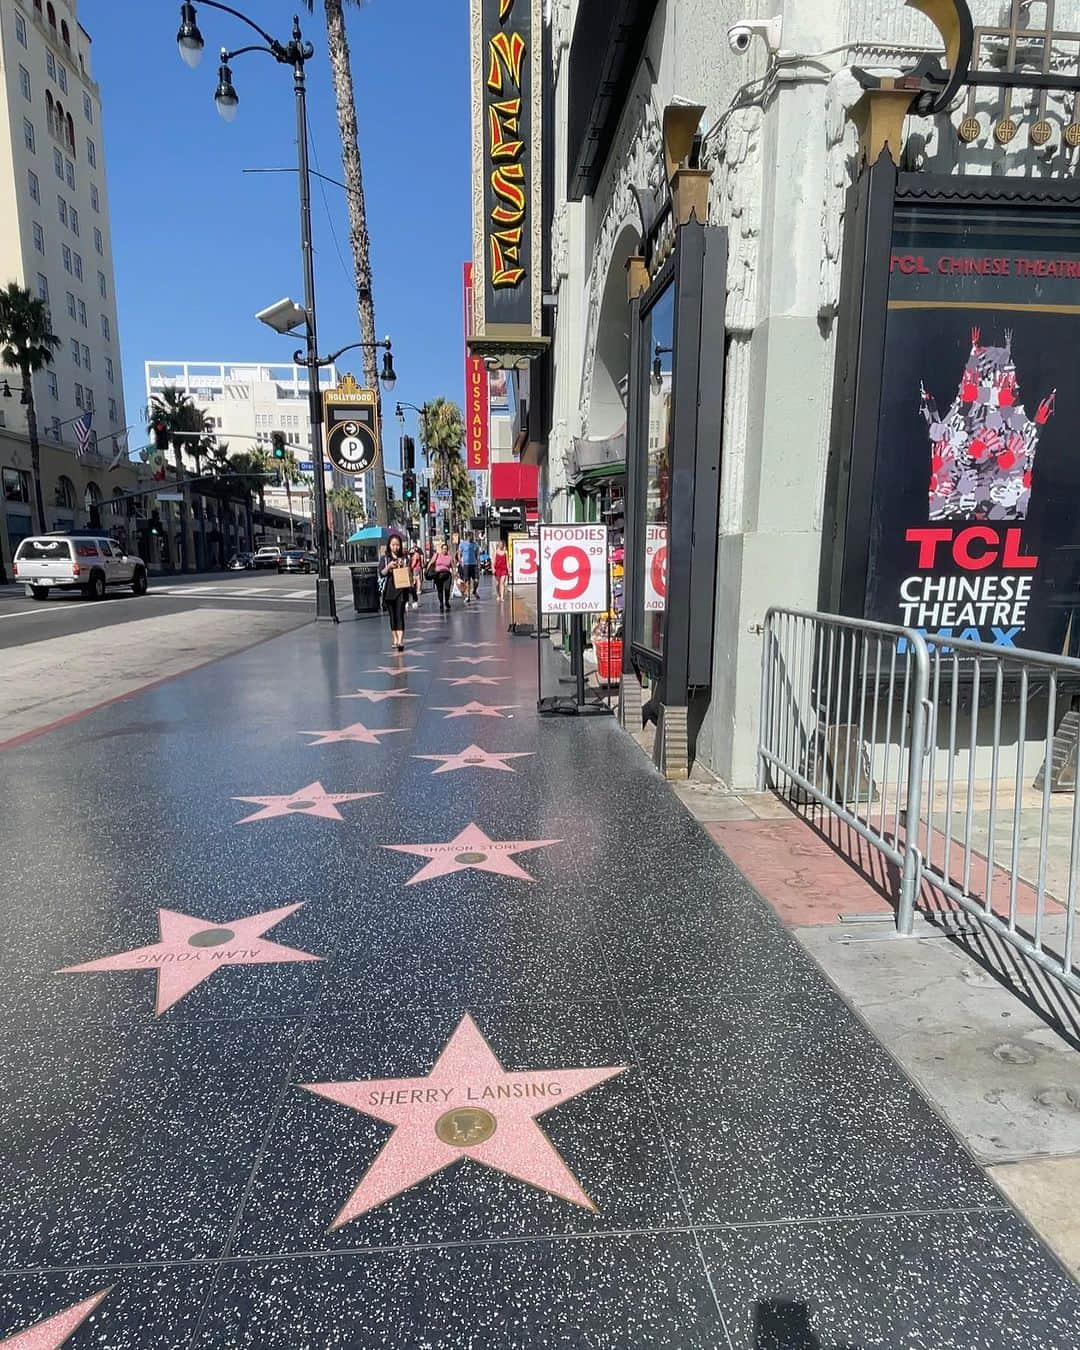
[863, 204, 1080, 654]
[468, 0, 543, 356]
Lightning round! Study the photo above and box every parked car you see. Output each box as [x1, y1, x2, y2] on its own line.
[13, 533, 148, 601]
[278, 550, 313, 574]
[226, 552, 255, 571]
[252, 546, 282, 570]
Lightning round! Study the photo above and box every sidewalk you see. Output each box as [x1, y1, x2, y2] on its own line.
[0, 592, 1077, 1346]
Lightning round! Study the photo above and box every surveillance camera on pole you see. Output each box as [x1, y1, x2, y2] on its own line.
[727, 16, 783, 56]
[255, 297, 308, 335]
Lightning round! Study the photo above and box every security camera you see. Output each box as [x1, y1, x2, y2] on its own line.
[727, 16, 783, 57]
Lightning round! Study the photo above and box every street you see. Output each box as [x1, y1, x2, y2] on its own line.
[0, 569, 354, 746]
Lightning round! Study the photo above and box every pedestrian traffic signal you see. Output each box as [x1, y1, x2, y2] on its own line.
[402, 435, 415, 472]
[152, 420, 169, 452]
[271, 430, 286, 459]
[402, 470, 416, 502]
[419, 484, 430, 513]
[149, 511, 162, 536]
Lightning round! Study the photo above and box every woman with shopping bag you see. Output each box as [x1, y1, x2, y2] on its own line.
[379, 532, 412, 650]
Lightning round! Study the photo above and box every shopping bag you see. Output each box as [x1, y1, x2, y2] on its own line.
[392, 566, 412, 590]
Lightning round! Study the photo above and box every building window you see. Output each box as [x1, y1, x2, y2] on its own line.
[36, 273, 48, 303]
[85, 387, 93, 411]
[70, 207, 78, 236]
[93, 227, 102, 255]
[15, 12, 26, 46]
[55, 476, 76, 509]
[97, 270, 106, 299]
[61, 18, 70, 47]
[3, 467, 31, 503]
[46, 2, 56, 29]
[46, 370, 58, 399]
[100, 314, 110, 341]
[54, 148, 63, 180]
[27, 169, 39, 203]
[62, 243, 71, 272]
[70, 337, 80, 366]
[86, 137, 96, 168]
[57, 64, 67, 94]
[83, 91, 92, 123]
[65, 290, 75, 319]
[19, 65, 31, 100]
[82, 344, 90, 373]
[77, 299, 86, 326]
[108, 396, 117, 422]
[50, 416, 62, 442]
[89, 183, 99, 212]
[74, 382, 83, 408]
[105, 356, 114, 383]
[32, 221, 45, 254]
[65, 111, 74, 153]
[57, 194, 67, 226]
[65, 158, 74, 189]
[46, 51, 56, 81]
[24, 119, 35, 153]
[73, 252, 82, 281]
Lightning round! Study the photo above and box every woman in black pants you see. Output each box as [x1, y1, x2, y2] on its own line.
[379, 533, 409, 650]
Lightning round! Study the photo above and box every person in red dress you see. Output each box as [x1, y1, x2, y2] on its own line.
[493, 539, 509, 602]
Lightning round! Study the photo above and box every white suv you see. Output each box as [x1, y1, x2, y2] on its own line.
[13, 533, 149, 601]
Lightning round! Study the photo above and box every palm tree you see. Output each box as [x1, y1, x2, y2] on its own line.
[278, 449, 303, 544]
[0, 282, 60, 535]
[147, 385, 205, 571]
[421, 397, 473, 537]
[225, 448, 260, 550]
[304, 0, 389, 527]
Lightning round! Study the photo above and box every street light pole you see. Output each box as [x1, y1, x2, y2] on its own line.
[175, 1, 337, 620]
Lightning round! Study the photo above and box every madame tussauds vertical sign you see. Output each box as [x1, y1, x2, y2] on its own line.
[867, 205, 1080, 654]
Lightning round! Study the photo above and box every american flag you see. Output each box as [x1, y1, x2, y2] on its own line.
[73, 410, 93, 459]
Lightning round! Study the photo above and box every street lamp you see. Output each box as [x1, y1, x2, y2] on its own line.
[176, 1, 338, 621]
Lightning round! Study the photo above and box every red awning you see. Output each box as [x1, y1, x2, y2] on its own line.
[491, 461, 539, 503]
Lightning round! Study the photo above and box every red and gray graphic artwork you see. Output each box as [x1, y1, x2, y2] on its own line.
[921, 328, 1055, 522]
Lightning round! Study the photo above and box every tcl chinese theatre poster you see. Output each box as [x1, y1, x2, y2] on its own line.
[866, 204, 1080, 654]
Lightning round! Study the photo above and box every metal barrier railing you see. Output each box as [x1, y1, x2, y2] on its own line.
[758, 608, 1080, 994]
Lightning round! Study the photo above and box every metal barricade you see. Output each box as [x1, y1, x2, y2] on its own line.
[757, 608, 1080, 994]
[758, 608, 930, 930]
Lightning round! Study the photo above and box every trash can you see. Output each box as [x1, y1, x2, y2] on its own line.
[350, 562, 381, 615]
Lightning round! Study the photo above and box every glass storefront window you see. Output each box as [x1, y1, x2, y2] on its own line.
[640, 285, 674, 654]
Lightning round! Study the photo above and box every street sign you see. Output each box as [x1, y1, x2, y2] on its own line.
[509, 531, 538, 586]
[323, 373, 380, 475]
[644, 523, 668, 611]
[155, 491, 183, 502]
[538, 523, 608, 614]
[434, 488, 452, 507]
[299, 460, 314, 473]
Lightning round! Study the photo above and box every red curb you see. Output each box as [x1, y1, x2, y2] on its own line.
[0, 621, 311, 753]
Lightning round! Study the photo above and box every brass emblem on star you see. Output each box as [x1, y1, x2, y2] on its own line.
[436, 1106, 497, 1147]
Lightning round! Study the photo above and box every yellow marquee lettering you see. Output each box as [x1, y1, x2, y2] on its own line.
[487, 31, 525, 93]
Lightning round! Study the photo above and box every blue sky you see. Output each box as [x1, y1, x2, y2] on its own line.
[82, 0, 472, 467]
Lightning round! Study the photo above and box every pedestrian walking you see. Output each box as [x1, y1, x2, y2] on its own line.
[493, 539, 509, 601]
[430, 541, 454, 612]
[408, 541, 424, 609]
[458, 530, 480, 603]
[379, 532, 412, 650]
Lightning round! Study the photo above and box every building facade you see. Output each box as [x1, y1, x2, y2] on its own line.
[543, 0, 1080, 786]
[0, 0, 126, 461]
[144, 360, 360, 529]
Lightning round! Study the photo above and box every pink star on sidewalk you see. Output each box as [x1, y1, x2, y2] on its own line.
[440, 674, 510, 687]
[59, 904, 321, 1016]
[383, 822, 559, 885]
[301, 1013, 627, 1227]
[1, 1289, 111, 1349]
[431, 702, 519, 719]
[413, 744, 533, 775]
[300, 723, 407, 747]
[366, 665, 427, 675]
[445, 656, 506, 665]
[233, 781, 378, 823]
[453, 642, 498, 649]
[338, 688, 418, 703]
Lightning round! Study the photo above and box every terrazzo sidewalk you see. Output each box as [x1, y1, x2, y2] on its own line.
[1, 589, 1077, 1347]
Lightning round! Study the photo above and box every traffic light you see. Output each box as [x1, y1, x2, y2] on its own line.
[387, 485, 395, 503]
[271, 430, 286, 459]
[402, 435, 415, 471]
[149, 511, 162, 536]
[152, 420, 169, 452]
[419, 484, 430, 514]
[402, 469, 416, 502]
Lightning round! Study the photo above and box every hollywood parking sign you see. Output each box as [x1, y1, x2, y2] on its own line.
[538, 524, 608, 614]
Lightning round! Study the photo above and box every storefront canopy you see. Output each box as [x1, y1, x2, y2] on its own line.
[347, 526, 389, 544]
